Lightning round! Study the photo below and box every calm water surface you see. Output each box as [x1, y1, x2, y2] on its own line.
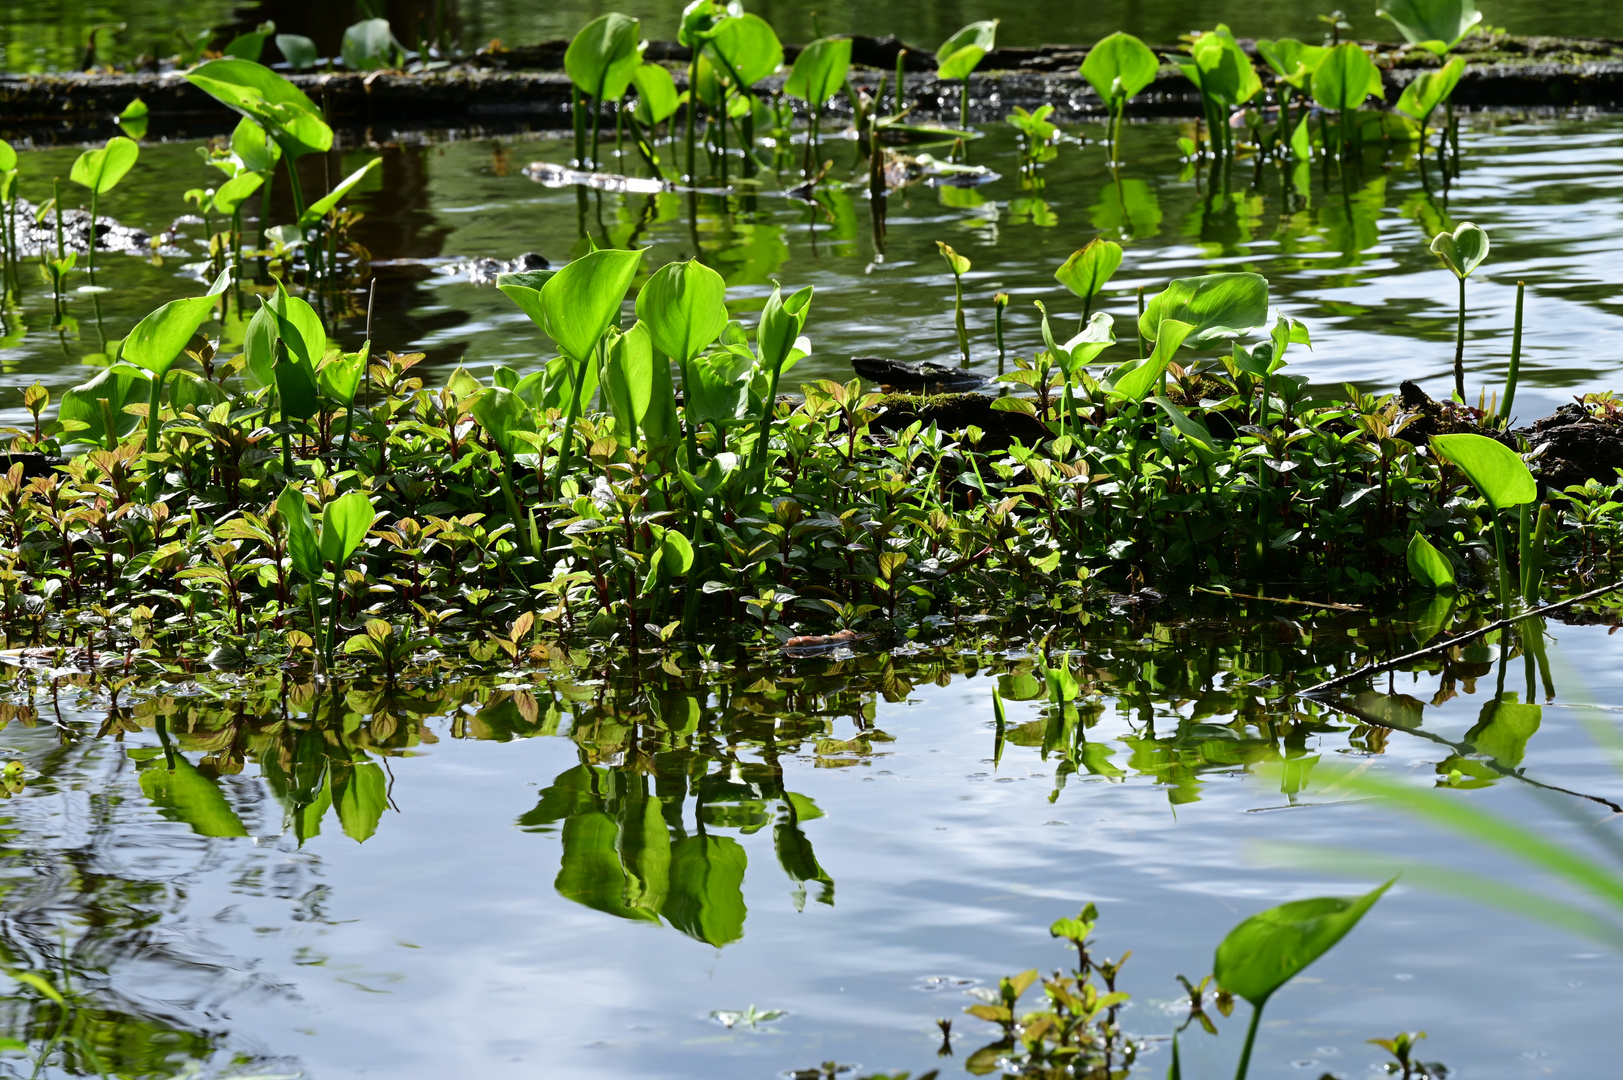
[5, 114, 1623, 429]
[3, 23, 1623, 1080]
[2, 611, 1622, 1079]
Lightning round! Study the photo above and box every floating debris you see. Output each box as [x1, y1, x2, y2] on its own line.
[437, 251, 550, 285]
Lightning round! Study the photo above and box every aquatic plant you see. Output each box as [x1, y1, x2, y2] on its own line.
[935, 241, 971, 363]
[1313, 41, 1386, 155]
[1079, 32, 1158, 162]
[1395, 55, 1466, 149]
[935, 21, 999, 128]
[784, 37, 852, 176]
[184, 59, 333, 242]
[1377, 0, 1483, 54]
[276, 32, 318, 72]
[67, 136, 138, 275]
[342, 17, 403, 71]
[565, 13, 644, 167]
[1169, 26, 1261, 159]
[1214, 880, 1391, 1079]
[1054, 238, 1123, 326]
[1429, 221, 1490, 400]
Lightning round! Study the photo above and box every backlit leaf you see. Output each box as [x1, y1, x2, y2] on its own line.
[1213, 879, 1392, 1006]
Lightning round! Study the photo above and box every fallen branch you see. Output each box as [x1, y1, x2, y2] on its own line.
[1296, 578, 1623, 696]
[1192, 586, 1362, 612]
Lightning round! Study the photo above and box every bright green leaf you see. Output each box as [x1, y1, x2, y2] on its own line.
[1432, 432, 1535, 509]
[1214, 879, 1393, 1007]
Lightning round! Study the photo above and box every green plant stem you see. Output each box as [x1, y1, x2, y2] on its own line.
[994, 301, 1007, 376]
[590, 74, 607, 166]
[953, 273, 968, 365]
[87, 187, 99, 275]
[685, 55, 699, 181]
[1527, 502, 1550, 602]
[959, 79, 968, 129]
[1494, 513, 1511, 614]
[1233, 1002, 1264, 1080]
[1454, 274, 1467, 400]
[751, 360, 787, 485]
[326, 567, 342, 666]
[1136, 286, 1146, 359]
[341, 401, 356, 457]
[493, 451, 533, 559]
[143, 371, 168, 499]
[552, 354, 591, 486]
[1503, 280, 1525, 424]
[574, 88, 588, 166]
[622, 109, 664, 180]
[1518, 502, 1533, 601]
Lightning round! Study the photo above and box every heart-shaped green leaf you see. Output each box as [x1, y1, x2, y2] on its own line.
[1406, 531, 1457, 590]
[1377, 0, 1482, 53]
[1139, 272, 1270, 347]
[1054, 238, 1123, 302]
[60, 363, 150, 447]
[1312, 40, 1385, 112]
[565, 13, 644, 100]
[1396, 55, 1466, 122]
[211, 171, 264, 215]
[277, 483, 322, 583]
[341, 18, 398, 72]
[186, 59, 333, 159]
[757, 284, 814, 374]
[318, 490, 376, 569]
[121, 268, 231, 382]
[1214, 880, 1393, 1007]
[1432, 432, 1535, 510]
[69, 136, 140, 195]
[935, 21, 998, 81]
[784, 37, 852, 107]
[471, 386, 538, 459]
[1430, 221, 1490, 280]
[1080, 32, 1158, 105]
[708, 13, 783, 87]
[538, 248, 645, 363]
[636, 259, 729, 364]
[1111, 318, 1193, 401]
[631, 63, 680, 124]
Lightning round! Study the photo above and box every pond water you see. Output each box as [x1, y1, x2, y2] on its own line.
[2, 607, 1622, 1080]
[5, 113, 1623, 432]
[4, 19, 1623, 1080]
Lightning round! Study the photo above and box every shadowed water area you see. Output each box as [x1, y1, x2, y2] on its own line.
[5, 2, 1623, 1078]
